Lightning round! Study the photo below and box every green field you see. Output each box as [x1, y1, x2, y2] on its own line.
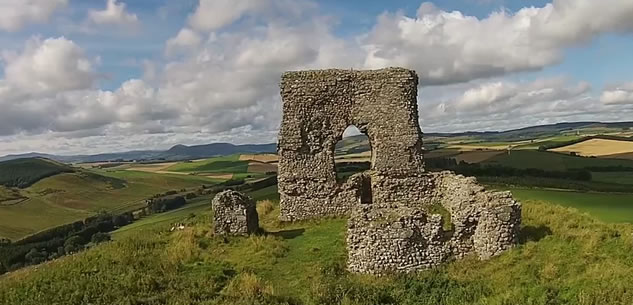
[510, 188, 633, 223]
[165, 155, 249, 173]
[484, 150, 633, 171]
[592, 172, 633, 185]
[113, 198, 211, 238]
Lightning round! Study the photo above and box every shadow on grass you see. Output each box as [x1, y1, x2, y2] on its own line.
[519, 225, 553, 244]
[268, 228, 306, 240]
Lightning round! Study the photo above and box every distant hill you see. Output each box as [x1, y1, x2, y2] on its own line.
[0, 158, 74, 188]
[163, 143, 277, 160]
[2, 121, 633, 164]
[0, 143, 277, 164]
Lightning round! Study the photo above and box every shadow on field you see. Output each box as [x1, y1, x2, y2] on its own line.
[519, 225, 553, 244]
[269, 228, 305, 240]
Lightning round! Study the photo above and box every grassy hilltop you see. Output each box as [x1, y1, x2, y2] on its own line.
[2, 186, 633, 305]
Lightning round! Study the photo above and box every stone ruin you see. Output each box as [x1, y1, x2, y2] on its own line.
[277, 67, 521, 273]
[212, 190, 259, 236]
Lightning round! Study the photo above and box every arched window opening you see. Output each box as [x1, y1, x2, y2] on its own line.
[334, 125, 371, 180]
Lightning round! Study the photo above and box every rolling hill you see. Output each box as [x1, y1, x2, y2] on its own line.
[0, 158, 73, 188]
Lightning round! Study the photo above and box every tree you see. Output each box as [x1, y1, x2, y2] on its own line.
[113, 214, 131, 227]
[91, 232, 111, 244]
[64, 236, 83, 254]
[25, 248, 47, 265]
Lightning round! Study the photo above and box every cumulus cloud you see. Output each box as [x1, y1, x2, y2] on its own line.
[419, 78, 610, 132]
[165, 28, 202, 56]
[0, 0, 68, 32]
[600, 83, 633, 105]
[363, 0, 633, 85]
[2, 37, 97, 95]
[88, 0, 139, 27]
[187, 0, 316, 32]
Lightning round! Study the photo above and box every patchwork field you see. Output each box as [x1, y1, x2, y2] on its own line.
[483, 150, 633, 171]
[552, 139, 633, 158]
[239, 154, 278, 163]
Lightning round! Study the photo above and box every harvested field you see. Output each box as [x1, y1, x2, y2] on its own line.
[551, 139, 633, 157]
[424, 149, 460, 159]
[239, 154, 278, 163]
[197, 173, 234, 179]
[247, 161, 277, 173]
[454, 150, 505, 164]
[125, 162, 178, 173]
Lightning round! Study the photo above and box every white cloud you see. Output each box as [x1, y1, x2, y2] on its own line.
[188, 0, 264, 32]
[165, 28, 202, 56]
[187, 0, 316, 32]
[363, 0, 633, 85]
[3, 37, 97, 95]
[418, 78, 618, 132]
[0, 0, 68, 32]
[88, 0, 139, 27]
[600, 83, 633, 105]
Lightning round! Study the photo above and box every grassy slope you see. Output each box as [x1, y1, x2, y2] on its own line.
[484, 150, 633, 171]
[0, 158, 72, 188]
[165, 155, 249, 174]
[0, 170, 220, 241]
[2, 192, 633, 305]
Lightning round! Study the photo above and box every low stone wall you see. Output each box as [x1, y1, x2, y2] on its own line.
[346, 171, 521, 274]
[212, 190, 259, 236]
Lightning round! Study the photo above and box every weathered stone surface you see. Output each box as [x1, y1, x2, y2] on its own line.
[346, 172, 521, 274]
[212, 190, 259, 236]
[276, 67, 521, 274]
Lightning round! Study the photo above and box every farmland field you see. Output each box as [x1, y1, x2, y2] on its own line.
[510, 188, 633, 223]
[483, 150, 633, 171]
[591, 172, 633, 185]
[552, 138, 633, 157]
[165, 155, 249, 174]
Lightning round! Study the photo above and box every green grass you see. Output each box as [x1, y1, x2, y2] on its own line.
[510, 188, 633, 223]
[484, 150, 633, 171]
[0, 158, 72, 188]
[592, 172, 633, 185]
[165, 155, 249, 174]
[3, 194, 633, 304]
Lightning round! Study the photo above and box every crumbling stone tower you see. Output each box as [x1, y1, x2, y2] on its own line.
[277, 67, 521, 273]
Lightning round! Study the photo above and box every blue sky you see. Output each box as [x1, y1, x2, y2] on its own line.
[0, 0, 632, 155]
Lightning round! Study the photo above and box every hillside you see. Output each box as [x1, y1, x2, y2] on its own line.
[0, 169, 221, 241]
[2, 188, 633, 304]
[0, 158, 73, 188]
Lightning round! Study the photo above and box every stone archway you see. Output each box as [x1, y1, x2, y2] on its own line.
[277, 68, 424, 221]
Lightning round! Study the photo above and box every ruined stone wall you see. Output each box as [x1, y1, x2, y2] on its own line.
[346, 172, 521, 274]
[212, 190, 259, 236]
[278, 68, 423, 221]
